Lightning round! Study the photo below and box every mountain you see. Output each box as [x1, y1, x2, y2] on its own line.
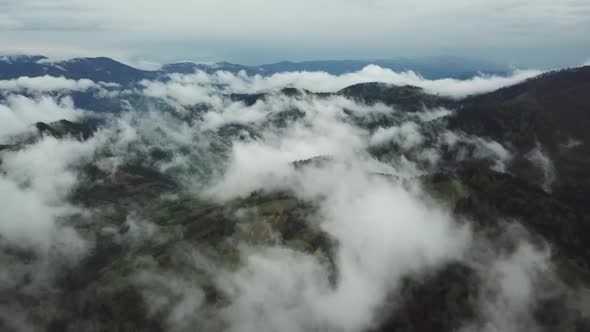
[450, 66, 590, 216]
[338, 82, 457, 111]
[163, 56, 510, 79]
[0, 55, 510, 86]
[256, 56, 510, 78]
[0, 56, 159, 84]
[162, 61, 259, 75]
[452, 66, 590, 152]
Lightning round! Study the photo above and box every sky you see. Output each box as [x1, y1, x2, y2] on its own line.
[0, 0, 589, 67]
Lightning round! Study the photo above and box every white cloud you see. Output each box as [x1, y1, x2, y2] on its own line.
[135, 267, 207, 330]
[1, 136, 98, 199]
[141, 77, 221, 106]
[145, 66, 541, 99]
[0, 75, 98, 93]
[462, 239, 554, 332]
[417, 70, 540, 98]
[0, 133, 101, 254]
[0, 175, 70, 250]
[370, 122, 424, 150]
[205, 95, 374, 199]
[415, 107, 454, 122]
[0, 132, 109, 332]
[126, 59, 163, 71]
[143, 76, 521, 199]
[0, 60, 576, 331]
[0, 94, 82, 140]
[562, 137, 583, 149]
[200, 86, 471, 331]
[473, 138, 513, 172]
[526, 143, 556, 192]
[217, 162, 470, 332]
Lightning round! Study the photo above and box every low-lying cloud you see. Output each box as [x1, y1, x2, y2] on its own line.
[0, 75, 99, 93]
[0, 94, 82, 140]
[0, 64, 577, 332]
[214, 157, 470, 332]
[142, 65, 542, 100]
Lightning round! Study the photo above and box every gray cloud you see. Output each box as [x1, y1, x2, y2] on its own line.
[0, 0, 589, 66]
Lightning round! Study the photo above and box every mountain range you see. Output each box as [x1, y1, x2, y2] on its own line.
[0, 55, 511, 84]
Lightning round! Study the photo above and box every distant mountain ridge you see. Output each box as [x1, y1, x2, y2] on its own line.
[0, 55, 511, 85]
[163, 56, 510, 79]
[0, 56, 159, 84]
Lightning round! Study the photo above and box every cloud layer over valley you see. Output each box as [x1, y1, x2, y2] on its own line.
[0, 65, 587, 332]
[142, 65, 542, 98]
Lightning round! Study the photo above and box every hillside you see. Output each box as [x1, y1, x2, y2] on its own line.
[450, 66, 590, 216]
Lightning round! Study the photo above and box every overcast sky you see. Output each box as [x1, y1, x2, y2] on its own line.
[1, 0, 589, 67]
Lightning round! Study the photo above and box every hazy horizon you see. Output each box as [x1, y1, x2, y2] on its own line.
[1, 0, 589, 69]
[1, 52, 588, 73]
